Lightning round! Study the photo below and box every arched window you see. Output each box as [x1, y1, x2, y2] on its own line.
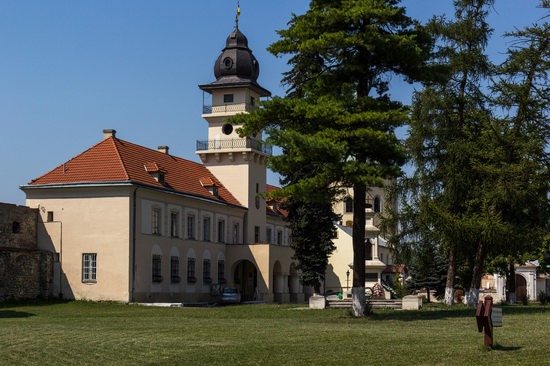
[345, 197, 353, 213]
[374, 196, 381, 213]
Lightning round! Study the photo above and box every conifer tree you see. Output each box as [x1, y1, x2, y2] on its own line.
[479, 20, 550, 303]
[391, 0, 549, 306]
[400, 0, 494, 306]
[234, 0, 433, 316]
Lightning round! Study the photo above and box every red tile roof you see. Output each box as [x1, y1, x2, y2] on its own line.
[266, 184, 288, 217]
[28, 137, 242, 207]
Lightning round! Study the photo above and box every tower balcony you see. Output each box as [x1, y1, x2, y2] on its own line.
[202, 102, 257, 115]
[196, 138, 272, 156]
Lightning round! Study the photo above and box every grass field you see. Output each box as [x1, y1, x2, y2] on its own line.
[1, 300, 548, 366]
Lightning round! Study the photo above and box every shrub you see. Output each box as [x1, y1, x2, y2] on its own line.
[454, 289, 464, 304]
[364, 300, 373, 316]
[538, 291, 548, 306]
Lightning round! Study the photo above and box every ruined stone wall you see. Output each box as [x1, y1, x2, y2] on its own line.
[0, 202, 37, 250]
[0, 202, 53, 301]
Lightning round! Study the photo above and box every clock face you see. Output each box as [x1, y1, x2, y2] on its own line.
[223, 57, 234, 70]
[255, 195, 260, 209]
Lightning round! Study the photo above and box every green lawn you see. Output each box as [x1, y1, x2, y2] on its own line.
[0, 301, 548, 366]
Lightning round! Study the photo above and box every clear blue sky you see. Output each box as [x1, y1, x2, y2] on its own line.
[0, 0, 546, 205]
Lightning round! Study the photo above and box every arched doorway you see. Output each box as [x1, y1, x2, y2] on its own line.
[515, 274, 527, 303]
[233, 260, 258, 301]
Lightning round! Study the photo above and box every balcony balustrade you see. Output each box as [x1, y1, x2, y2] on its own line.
[202, 102, 256, 115]
[196, 138, 272, 156]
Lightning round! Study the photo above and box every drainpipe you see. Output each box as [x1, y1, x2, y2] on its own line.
[131, 187, 138, 303]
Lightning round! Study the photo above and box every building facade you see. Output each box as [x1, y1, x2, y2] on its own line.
[21, 25, 307, 304]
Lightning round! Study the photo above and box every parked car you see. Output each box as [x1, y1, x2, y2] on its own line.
[220, 287, 241, 304]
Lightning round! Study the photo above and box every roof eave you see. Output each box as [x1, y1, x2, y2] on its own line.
[21, 181, 247, 210]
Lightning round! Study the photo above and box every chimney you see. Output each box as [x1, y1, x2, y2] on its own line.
[103, 129, 116, 140]
[158, 146, 169, 154]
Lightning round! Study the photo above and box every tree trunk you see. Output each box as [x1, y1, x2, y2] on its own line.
[426, 287, 431, 303]
[444, 243, 457, 306]
[351, 183, 367, 316]
[466, 288, 480, 307]
[313, 281, 321, 295]
[507, 262, 516, 304]
[466, 240, 486, 306]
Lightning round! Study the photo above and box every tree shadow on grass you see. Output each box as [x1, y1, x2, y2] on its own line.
[367, 306, 475, 321]
[0, 298, 71, 310]
[0, 310, 36, 319]
[365, 303, 550, 322]
[492, 344, 522, 352]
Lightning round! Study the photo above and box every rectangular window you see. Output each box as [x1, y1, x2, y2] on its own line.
[345, 198, 353, 213]
[170, 212, 179, 237]
[82, 253, 97, 282]
[277, 230, 283, 245]
[187, 215, 195, 239]
[152, 254, 162, 282]
[365, 273, 378, 281]
[232, 223, 239, 244]
[171, 256, 180, 283]
[203, 259, 211, 284]
[152, 208, 161, 235]
[218, 260, 225, 284]
[217, 220, 225, 243]
[203, 217, 211, 241]
[187, 258, 196, 283]
[254, 226, 260, 243]
[223, 94, 234, 103]
[47, 211, 54, 222]
[266, 227, 272, 244]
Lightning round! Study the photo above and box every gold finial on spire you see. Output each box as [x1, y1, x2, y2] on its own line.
[236, 0, 241, 29]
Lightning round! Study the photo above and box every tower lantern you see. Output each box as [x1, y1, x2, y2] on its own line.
[196, 21, 271, 244]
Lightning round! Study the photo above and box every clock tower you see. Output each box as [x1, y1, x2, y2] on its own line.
[197, 24, 271, 244]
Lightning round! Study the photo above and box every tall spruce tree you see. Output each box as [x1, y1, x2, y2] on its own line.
[233, 0, 433, 316]
[480, 19, 550, 303]
[391, 0, 549, 306]
[404, 240, 448, 302]
[282, 197, 340, 294]
[273, 151, 340, 294]
[401, 0, 494, 306]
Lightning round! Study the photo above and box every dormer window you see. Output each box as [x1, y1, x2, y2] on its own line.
[144, 162, 167, 184]
[267, 199, 278, 212]
[199, 177, 220, 197]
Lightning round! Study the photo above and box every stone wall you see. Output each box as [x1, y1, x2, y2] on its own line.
[0, 202, 37, 250]
[0, 202, 53, 301]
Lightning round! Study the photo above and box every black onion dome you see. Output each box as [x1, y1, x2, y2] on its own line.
[199, 28, 271, 98]
[214, 28, 259, 82]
